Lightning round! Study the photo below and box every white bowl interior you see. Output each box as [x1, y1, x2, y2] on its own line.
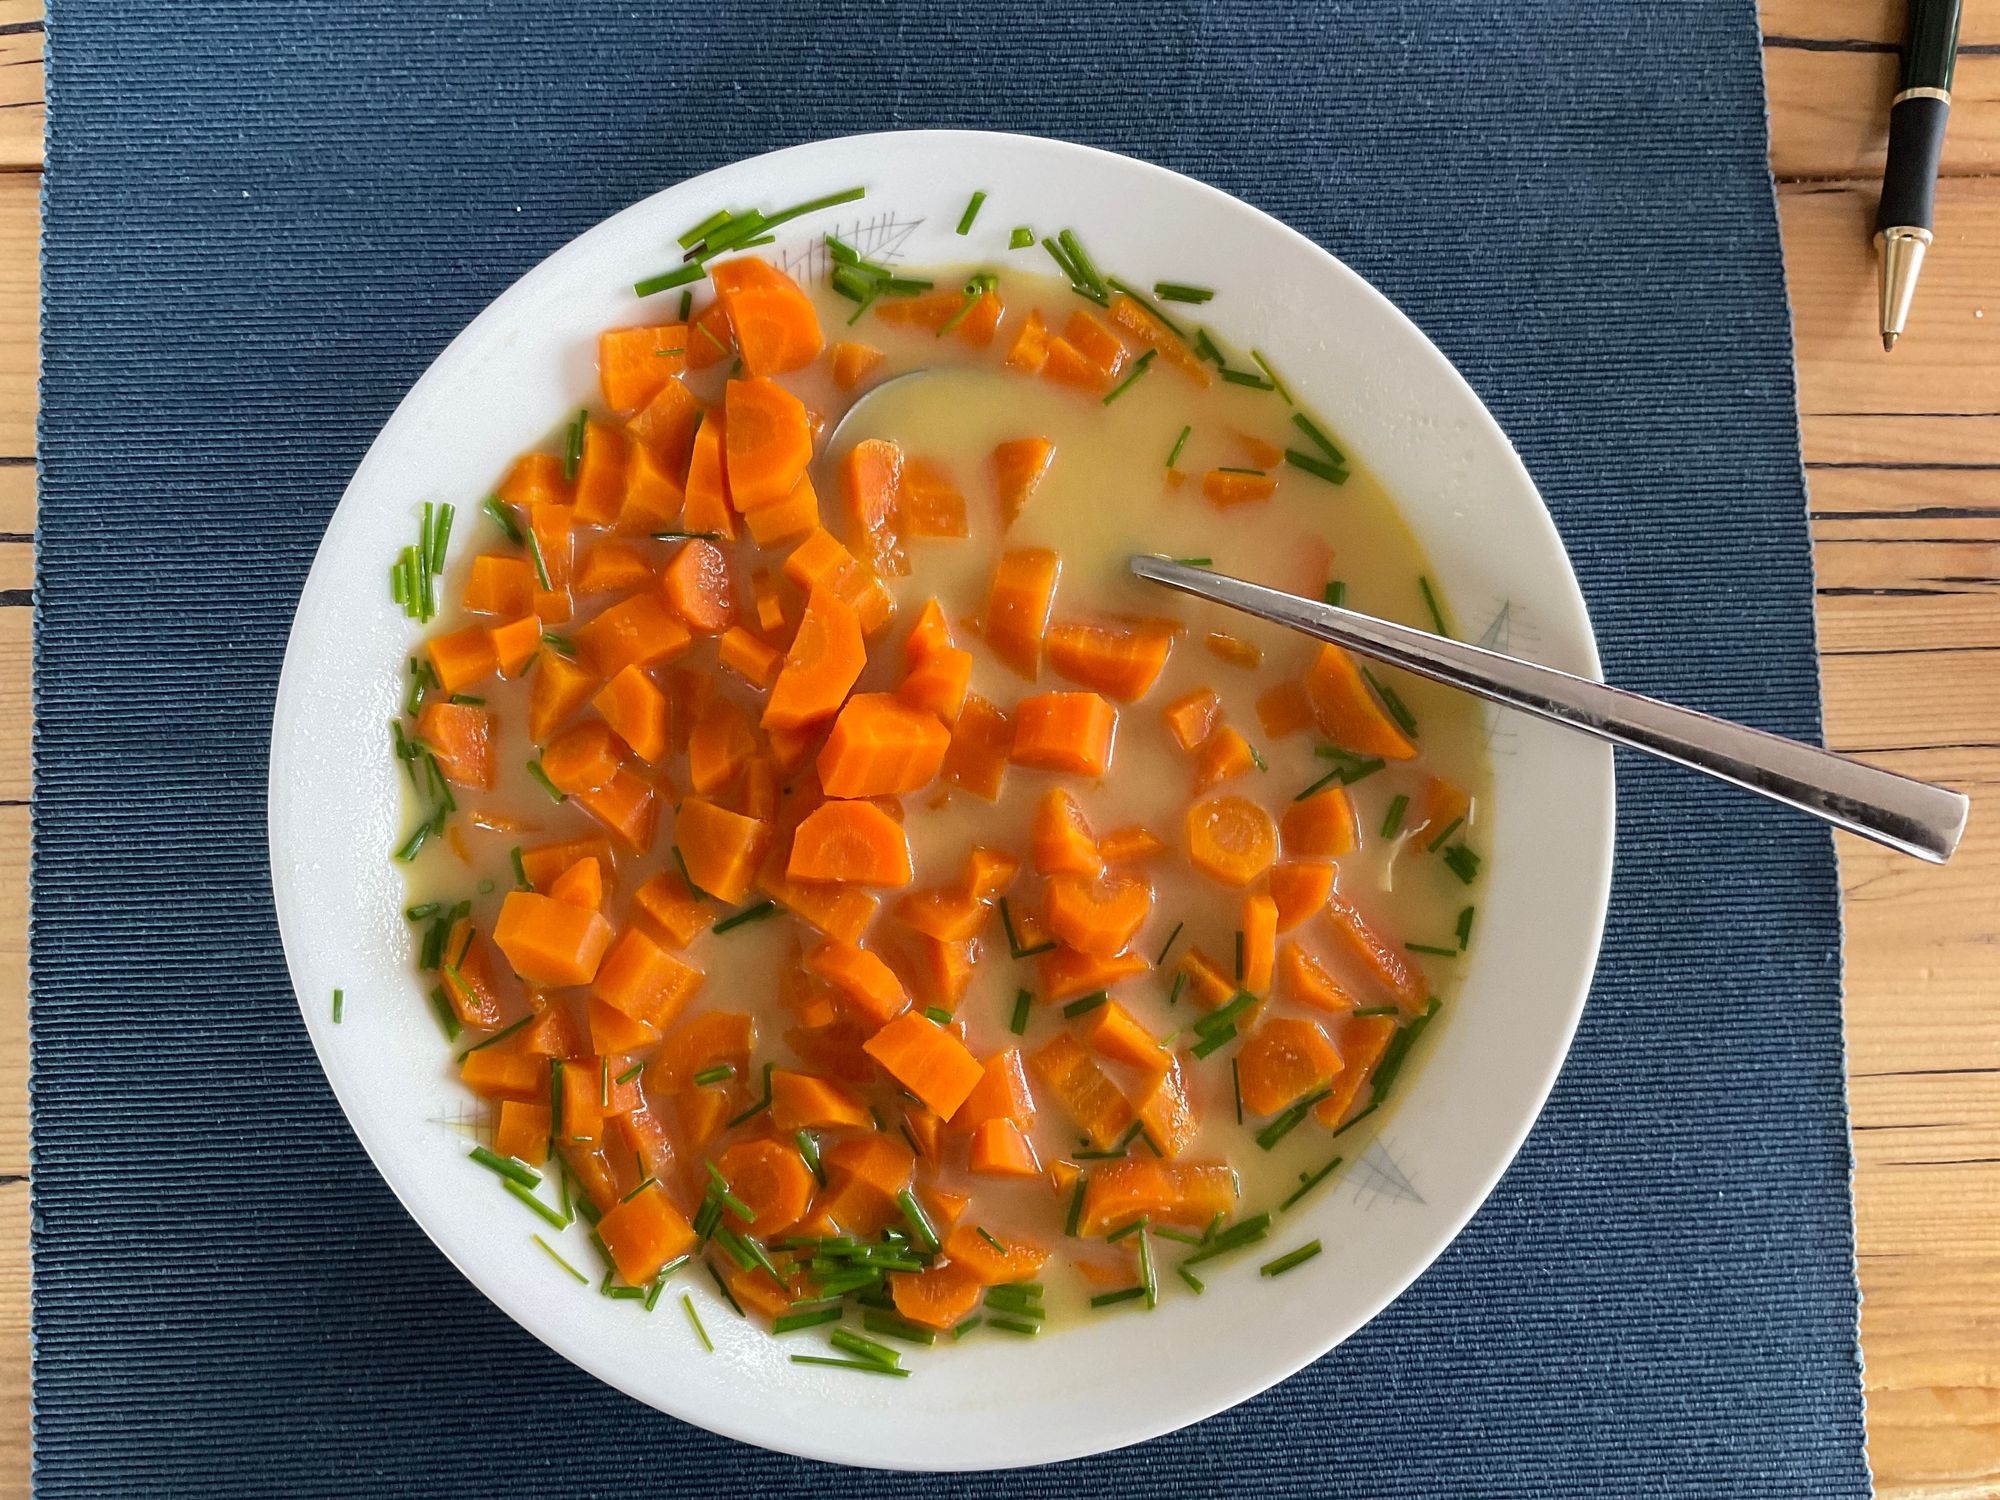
[267, 130, 1613, 1470]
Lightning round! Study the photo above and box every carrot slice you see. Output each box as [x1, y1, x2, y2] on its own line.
[763, 584, 865, 730]
[687, 696, 757, 796]
[864, 1012, 984, 1120]
[598, 322, 688, 412]
[1282, 784, 1357, 858]
[1004, 308, 1051, 374]
[1062, 309, 1127, 377]
[1241, 890, 1278, 992]
[897, 643, 972, 724]
[1031, 786, 1103, 877]
[1186, 795, 1277, 887]
[1098, 826, 1164, 865]
[1313, 1013, 1399, 1126]
[1205, 630, 1261, 668]
[596, 1184, 696, 1285]
[991, 437, 1055, 528]
[943, 1223, 1048, 1285]
[1416, 773, 1473, 841]
[758, 860, 881, 945]
[1037, 946, 1149, 1004]
[943, 693, 1012, 800]
[1269, 861, 1336, 932]
[900, 456, 968, 540]
[416, 701, 494, 789]
[1133, 1055, 1200, 1158]
[830, 341, 884, 391]
[717, 626, 782, 689]
[1324, 888, 1426, 1006]
[625, 379, 701, 485]
[573, 419, 629, 526]
[1177, 945, 1237, 1008]
[715, 1138, 815, 1238]
[1202, 468, 1277, 507]
[1043, 871, 1152, 958]
[685, 298, 736, 371]
[968, 1118, 1041, 1178]
[633, 868, 714, 948]
[1279, 942, 1357, 1013]
[660, 539, 734, 634]
[1256, 679, 1316, 739]
[1305, 644, 1419, 759]
[842, 436, 907, 577]
[673, 796, 769, 904]
[816, 693, 950, 797]
[743, 471, 819, 548]
[1045, 617, 1175, 702]
[1231, 430, 1285, 468]
[1081, 999, 1169, 1073]
[984, 547, 1061, 678]
[722, 376, 812, 510]
[771, 1069, 872, 1130]
[890, 1261, 986, 1330]
[1193, 724, 1257, 791]
[491, 890, 615, 986]
[804, 940, 911, 1025]
[787, 799, 913, 887]
[590, 664, 669, 762]
[1079, 1159, 1238, 1236]
[710, 256, 823, 376]
[1011, 691, 1117, 776]
[571, 591, 692, 678]
[681, 413, 735, 540]
[540, 720, 621, 796]
[462, 554, 535, 617]
[1161, 687, 1220, 752]
[1029, 1033, 1133, 1149]
[950, 1048, 1035, 1132]
[593, 926, 703, 1030]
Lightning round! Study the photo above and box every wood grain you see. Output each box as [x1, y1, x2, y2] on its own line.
[1, 9, 1997, 1499]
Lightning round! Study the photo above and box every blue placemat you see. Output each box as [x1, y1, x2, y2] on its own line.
[31, 2, 1864, 1494]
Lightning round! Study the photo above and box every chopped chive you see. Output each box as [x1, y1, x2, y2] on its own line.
[1008, 225, 1034, 248]
[404, 901, 441, 921]
[1057, 228, 1109, 300]
[539, 630, 576, 659]
[648, 529, 722, 543]
[1351, 1005, 1400, 1018]
[768, 1305, 842, 1335]
[635, 262, 707, 297]
[1232, 1058, 1244, 1124]
[986, 1315, 1041, 1336]
[1360, 667, 1418, 739]
[1443, 843, 1482, 884]
[1381, 794, 1409, 839]
[1454, 905, 1476, 950]
[1105, 1216, 1149, 1244]
[896, 1189, 941, 1253]
[1371, 998, 1441, 1106]
[680, 1292, 715, 1351]
[1040, 236, 1102, 304]
[616, 1061, 645, 1087]
[1195, 990, 1259, 1036]
[923, 1006, 953, 1025]
[1153, 281, 1214, 304]
[562, 409, 587, 482]
[1176, 1264, 1205, 1294]
[1219, 368, 1275, 390]
[509, 846, 531, 890]
[597, 1055, 611, 1108]
[789, 1355, 909, 1378]
[393, 819, 430, 863]
[692, 1064, 734, 1087]
[1138, 1226, 1158, 1309]
[794, 1129, 825, 1185]
[1406, 942, 1459, 957]
[534, 1233, 589, 1284]
[426, 986, 461, 1042]
[1256, 1088, 1334, 1150]
[753, 184, 865, 237]
[704, 1162, 755, 1223]
[1165, 424, 1193, 470]
[1089, 1286, 1146, 1309]
[955, 190, 987, 235]
[644, 1275, 670, 1311]
[670, 845, 712, 902]
[1426, 815, 1466, 853]
[1249, 742, 1268, 772]
[726, 1061, 776, 1127]
[975, 1227, 1008, 1255]
[1181, 1211, 1272, 1267]
[460, 1013, 535, 1057]
[677, 207, 732, 249]
[712, 899, 778, 935]
[1064, 1176, 1086, 1237]
[470, 1146, 541, 1189]
[1285, 448, 1349, 485]
[863, 1309, 939, 1346]
[603, 1286, 646, 1301]
[1280, 1155, 1345, 1212]
[1061, 991, 1107, 1020]
[677, 288, 693, 320]
[1168, 971, 1187, 1006]
[1324, 580, 1347, 608]
[1009, 987, 1033, 1036]
[331, 987, 344, 1024]
[1260, 1240, 1323, 1277]
[506, 1178, 570, 1230]
[1155, 921, 1185, 966]
[429, 501, 455, 572]
[1216, 466, 1265, 477]
[1249, 351, 1293, 404]
[523, 525, 552, 590]
[1100, 348, 1157, 405]
[830, 1328, 904, 1369]
[525, 758, 565, 803]
[1189, 1027, 1234, 1060]
[997, 897, 1054, 959]
[1292, 410, 1346, 463]
[1234, 929, 1245, 983]
[1418, 576, 1452, 638]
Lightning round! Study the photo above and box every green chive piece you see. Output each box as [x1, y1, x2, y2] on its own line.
[753, 184, 865, 237]
[1407, 941, 1459, 957]
[987, 1315, 1041, 1336]
[1443, 843, 1482, 885]
[773, 1305, 844, 1335]
[1101, 348, 1157, 405]
[562, 409, 587, 483]
[509, 846, 531, 890]
[712, 899, 778, 935]
[1177, 1264, 1206, 1294]
[1156, 921, 1185, 966]
[1061, 991, 1107, 1020]
[1381, 794, 1410, 839]
[459, 1013, 534, 1057]
[1166, 424, 1192, 469]
[924, 1006, 953, 1025]
[1371, 998, 1442, 1106]
[692, 1064, 734, 1087]
[1008, 225, 1033, 248]
[1153, 282, 1214, 304]
[1426, 815, 1466, 853]
[1351, 1005, 1400, 1018]
[789, 1355, 909, 1378]
[393, 819, 430, 863]
[1232, 1057, 1244, 1125]
[635, 262, 707, 297]
[1418, 576, 1452, 638]
[470, 1146, 541, 1189]
[1279, 1155, 1344, 1212]
[1168, 971, 1187, 1007]
[616, 1061, 645, 1087]
[506, 1178, 571, 1230]
[830, 1328, 904, 1369]
[1105, 1216, 1149, 1244]
[863, 1309, 939, 1346]
[725, 1060, 776, 1127]
[1138, 1227, 1159, 1309]
[523, 524, 552, 590]
[1171, 556, 1213, 567]
[1181, 1211, 1273, 1267]
[1090, 1286, 1146, 1309]
[681, 1292, 715, 1351]
[1057, 228, 1110, 300]
[1064, 1177, 1087, 1238]
[1256, 1088, 1334, 1150]
[1219, 368, 1275, 390]
[1249, 350, 1293, 403]
[1286, 447, 1350, 485]
[1260, 1240, 1324, 1277]
[1360, 667, 1418, 739]
[1234, 929, 1245, 983]
[525, 758, 566, 803]
[1009, 987, 1033, 1037]
[331, 987, 344, 1024]
[429, 501, 455, 573]
[1456, 905, 1477, 950]
[1291, 410, 1346, 463]
[534, 1233, 589, 1284]
[956, 190, 987, 235]
[648, 529, 723, 543]
[705, 1161, 756, 1222]
[427, 986, 462, 1043]
[896, 1189, 941, 1254]
[677, 207, 732, 249]
[795, 1129, 825, 1185]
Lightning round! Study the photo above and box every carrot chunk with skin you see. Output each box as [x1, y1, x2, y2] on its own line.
[540, 721, 621, 796]
[684, 298, 735, 371]
[632, 869, 713, 948]
[1162, 687, 1220, 752]
[1062, 309, 1128, 377]
[1012, 691, 1117, 777]
[865, 1012, 984, 1120]
[984, 547, 1060, 678]
[547, 856, 603, 911]
[897, 643, 972, 724]
[673, 796, 769, 904]
[1194, 724, 1258, 791]
[991, 437, 1055, 528]
[1280, 942, 1357, 1013]
[1202, 468, 1278, 507]
[681, 414, 735, 540]
[943, 693, 1012, 800]
[804, 940, 911, 1025]
[787, 800, 913, 887]
[1231, 430, 1285, 469]
[624, 379, 701, 486]
[943, 1223, 1049, 1285]
[890, 1261, 985, 1331]
[489, 615, 543, 679]
[1045, 617, 1176, 703]
[1283, 784, 1357, 858]
[598, 322, 688, 412]
[771, 1069, 872, 1130]
[744, 471, 819, 548]
[816, 693, 950, 797]
[497, 452, 570, 509]
[1186, 795, 1278, 886]
[1269, 861, 1336, 932]
[717, 626, 781, 688]
[494, 1099, 552, 1167]
[593, 926, 702, 1030]
[574, 540, 653, 598]
[763, 584, 865, 730]
[661, 540, 735, 634]
[1081, 999, 1169, 1073]
[1256, 679, 1316, 739]
[1314, 1013, 1400, 1126]
[722, 376, 812, 510]
[1241, 891, 1279, 993]
[1004, 308, 1051, 374]
[590, 664, 669, 762]
[1098, 826, 1164, 865]
[1032, 786, 1103, 877]
[1029, 1033, 1133, 1149]
[830, 340, 885, 391]
[492, 890, 615, 986]
[969, 1118, 1042, 1178]
[758, 861, 881, 944]
[529, 649, 599, 744]
[426, 625, 497, 696]
[842, 437, 907, 577]
[1324, 888, 1426, 1006]
[1305, 643, 1419, 759]
[900, 456, 969, 540]
[950, 1048, 1035, 1132]
[416, 701, 494, 789]
[1080, 1159, 1239, 1236]
[597, 1184, 696, 1284]
[1134, 1055, 1200, 1158]
[715, 1138, 815, 1238]
[1037, 945, 1149, 1004]
[573, 419, 629, 526]
[463, 554, 535, 617]
[687, 696, 756, 795]
[572, 591, 692, 679]
[710, 256, 823, 376]
[1043, 871, 1152, 957]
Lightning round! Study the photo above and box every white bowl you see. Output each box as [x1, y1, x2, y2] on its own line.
[268, 129, 1613, 1471]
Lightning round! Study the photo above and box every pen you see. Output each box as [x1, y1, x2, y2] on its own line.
[1876, 0, 1962, 351]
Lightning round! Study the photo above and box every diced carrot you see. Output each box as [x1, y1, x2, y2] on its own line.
[1202, 468, 1277, 507]
[869, 287, 965, 332]
[943, 693, 1012, 800]
[1416, 773, 1474, 841]
[1205, 630, 1261, 668]
[969, 1118, 1041, 1177]
[1162, 687, 1220, 752]
[962, 845, 1021, 903]
[830, 340, 884, 391]
[676, 1085, 733, 1161]
[1031, 786, 1103, 877]
[598, 322, 688, 412]
[900, 456, 968, 539]
[765, 720, 823, 774]
[990, 437, 1054, 528]
[902, 597, 955, 666]
[547, 855, 603, 911]
[1041, 334, 1113, 391]
[1037, 946, 1149, 1004]
[984, 547, 1060, 679]
[659, 540, 734, 635]
[1080, 999, 1169, 1073]
[1178, 946, 1238, 1008]
[528, 648, 600, 744]
[1256, 680, 1316, 739]
[541, 721, 621, 796]
[439, 920, 504, 1029]
[518, 1000, 586, 1059]
[816, 1131, 916, 1232]
[722, 376, 812, 510]
[593, 926, 702, 1029]
[517, 834, 614, 893]
[1012, 691, 1117, 777]
[587, 995, 658, 1055]
[950, 1048, 1035, 1132]
[1279, 942, 1356, 1012]
[685, 297, 736, 371]
[614, 1102, 677, 1182]
[751, 568, 791, 639]
[493, 1099, 552, 1167]
[743, 471, 819, 548]
[1185, 795, 1278, 887]
[463, 554, 535, 617]
[687, 696, 756, 796]
[1047, 1159, 1082, 1198]
[426, 624, 497, 696]
[816, 693, 949, 797]
[1045, 617, 1175, 703]
[1324, 888, 1426, 1006]
[1133, 1055, 1199, 1158]
[681, 414, 735, 540]
[1062, 309, 1128, 377]
[909, 932, 978, 1010]
[943, 1223, 1048, 1285]
[624, 379, 701, 487]
[1305, 644, 1419, 759]
[762, 584, 865, 730]
[596, 1183, 696, 1285]
[1194, 724, 1258, 791]
[496, 451, 570, 510]
[527, 498, 573, 592]
[771, 1069, 872, 1130]
[1269, 862, 1335, 932]
[710, 256, 824, 376]
[758, 861, 881, 945]
[1313, 1012, 1400, 1126]
[573, 420, 629, 526]
[1240, 891, 1279, 992]
[416, 701, 494, 789]
[1232, 430, 1285, 469]
[590, 664, 669, 762]
[489, 615, 543, 679]
[804, 940, 911, 1025]
[1042, 871, 1151, 957]
[889, 1261, 985, 1331]
[896, 643, 972, 724]
[841, 436, 907, 576]
[573, 540, 652, 598]
[460, 1040, 547, 1101]
[672, 796, 768, 905]
[712, 626, 779, 690]
[1106, 294, 1212, 385]
[632, 869, 713, 948]
[571, 591, 692, 678]
[576, 768, 659, 853]
[1029, 1032, 1133, 1149]
[786, 799, 912, 887]
[737, 754, 780, 822]
[1079, 1159, 1238, 1235]
[1004, 308, 1051, 374]
[492, 890, 615, 986]
[864, 1012, 984, 1120]
[651, 1012, 755, 1101]
[715, 1138, 815, 1238]
[894, 885, 986, 943]
[1098, 826, 1164, 865]
[1283, 784, 1356, 858]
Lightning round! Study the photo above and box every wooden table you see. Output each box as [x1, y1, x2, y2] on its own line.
[1, 2, 1994, 1491]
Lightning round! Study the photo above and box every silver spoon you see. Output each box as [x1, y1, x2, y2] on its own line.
[1131, 557, 1968, 864]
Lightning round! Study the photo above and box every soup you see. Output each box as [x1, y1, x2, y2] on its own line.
[385, 222, 1486, 1371]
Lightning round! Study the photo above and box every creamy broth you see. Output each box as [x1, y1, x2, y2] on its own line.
[396, 260, 1487, 1337]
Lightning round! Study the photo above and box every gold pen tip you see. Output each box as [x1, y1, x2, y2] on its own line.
[1882, 331, 1899, 353]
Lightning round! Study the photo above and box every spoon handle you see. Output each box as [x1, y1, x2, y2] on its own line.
[1130, 557, 1968, 864]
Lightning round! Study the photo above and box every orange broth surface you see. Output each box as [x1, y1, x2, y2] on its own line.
[393, 255, 1488, 1342]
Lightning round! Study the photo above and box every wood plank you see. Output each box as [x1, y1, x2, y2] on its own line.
[1858, 1252, 2000, 1498]
[1763, 0, 2000, 45]
[0, 1183, 24, 1497]
[0, 172, 33, 458]
[1803, 415, 2000, 470]
[0, 465, 30, 534]
[1765, 47, 2000, 182]
[0, 3, 43, 175]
